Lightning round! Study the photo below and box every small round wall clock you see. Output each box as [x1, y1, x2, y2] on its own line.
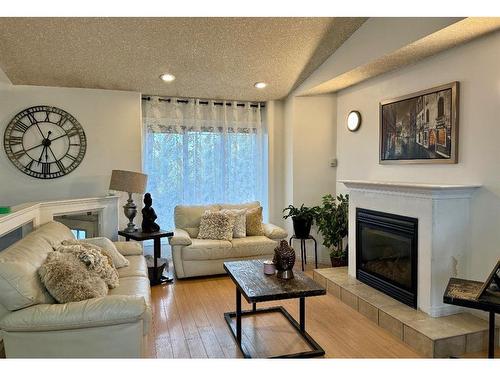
[3, 106, 87, 179]
[347, 110, 362, 132]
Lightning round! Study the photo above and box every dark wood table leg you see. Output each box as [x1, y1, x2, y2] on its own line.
[153, 237, 160, 283]
[312, 237, 318, 269]
[488, 310, 495, 358]
[299, 297, 305, 332]
[300, 241, 305, 271]
[303, 239, 307, 265]
[236, 288, 242, 345]
[252, 303, 256, 312]
[125, 237, 130, 242]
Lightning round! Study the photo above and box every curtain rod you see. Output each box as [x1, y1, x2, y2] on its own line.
[142, 96, 265, 108]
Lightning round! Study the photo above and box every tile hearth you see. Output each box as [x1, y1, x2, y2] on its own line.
[313, 267, 499, 358]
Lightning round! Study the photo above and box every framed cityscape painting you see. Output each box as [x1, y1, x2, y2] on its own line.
[379, 82, 459, 164]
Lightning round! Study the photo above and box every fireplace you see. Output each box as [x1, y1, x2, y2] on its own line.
[356, 208, 418, 308]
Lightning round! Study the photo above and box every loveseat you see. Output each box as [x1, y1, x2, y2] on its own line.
[0, 221, 151, 358]
[170, 202, 288, 278]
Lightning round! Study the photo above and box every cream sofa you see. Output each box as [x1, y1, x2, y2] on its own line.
[170, 202, 287, 278]
[0, 221, 151, 358]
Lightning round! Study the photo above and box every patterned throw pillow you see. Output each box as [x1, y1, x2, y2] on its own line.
[197, 211, 236, 241]
[220, 209, 247, 238]
[246, 206, 264, 236]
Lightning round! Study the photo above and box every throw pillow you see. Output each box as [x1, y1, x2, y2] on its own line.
[246, 206, 265, 236]
[81, 237, 130, 268]
[197, 211, 235, 241]
[38, 251, 109, 304]
[58, 240, 119, 289]
[220, 209, 247, 238]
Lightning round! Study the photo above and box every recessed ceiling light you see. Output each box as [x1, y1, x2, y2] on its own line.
[254, 82, 267, 89]
[160, 73, 176, 82]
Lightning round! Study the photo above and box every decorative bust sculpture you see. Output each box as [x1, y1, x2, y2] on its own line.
[273, 240, 296, 279]
[141, 193, 160, 233]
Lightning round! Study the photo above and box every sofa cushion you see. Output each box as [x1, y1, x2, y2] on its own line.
[219, 201, 260, 210]
[220, 209, 247, 238]
[82, 237, 130, 268]
[174, 204, 221, 238]
[117, 256, 148, 279]
[230, 236, 276, 258]
[33, 221, 75, 247]
[0, 222, 69, 311]
[198, 211, 235, 241]
[0, 261, 55, 311]
[38, 251, 109, 304]
[181, 239, 232, 261]
[109, 276, 152, 333]
[246, 206, 265, 236]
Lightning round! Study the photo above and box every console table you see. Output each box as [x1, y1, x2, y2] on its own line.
[223, 259, 326, 358]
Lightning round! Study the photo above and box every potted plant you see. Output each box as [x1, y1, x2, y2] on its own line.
[315, 194, 349, 267]
[282, 204, 319, 239]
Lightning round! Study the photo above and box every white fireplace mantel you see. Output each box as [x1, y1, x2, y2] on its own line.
[340, 180, 481, 199]
[340, 180, 481, 317]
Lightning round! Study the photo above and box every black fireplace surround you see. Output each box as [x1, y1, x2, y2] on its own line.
[356, 208, 418, 308]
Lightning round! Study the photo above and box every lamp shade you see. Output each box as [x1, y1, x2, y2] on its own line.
[109, 170, 147, 194]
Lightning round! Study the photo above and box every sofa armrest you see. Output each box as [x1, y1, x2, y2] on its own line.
[263, 223, 288, 240]
[168, 228, 192, 246]
[113, 241, 143, 256]
[0, 295, 148, 332]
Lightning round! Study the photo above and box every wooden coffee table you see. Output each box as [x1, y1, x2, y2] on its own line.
[223, 259, 326, 358]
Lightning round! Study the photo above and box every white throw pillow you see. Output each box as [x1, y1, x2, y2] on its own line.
[220, 209, 247, 238]
[81, 237, 130, 269]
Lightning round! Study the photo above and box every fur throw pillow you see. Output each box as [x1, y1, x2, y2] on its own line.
[220, 209, 247, 238]
[246, 206, 264, 236]
[38, 251, 109, 304]
[197, 211, 235, 241]
[81, 237, 129, 268]
[58, 240, 119, 289]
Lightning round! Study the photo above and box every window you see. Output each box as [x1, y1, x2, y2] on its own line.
[143, 97, 267, 231]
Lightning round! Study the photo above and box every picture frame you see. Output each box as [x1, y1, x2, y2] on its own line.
[379, 81, 459, 164]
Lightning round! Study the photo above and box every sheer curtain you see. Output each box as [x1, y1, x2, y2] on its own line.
[143, 96, 268, 231]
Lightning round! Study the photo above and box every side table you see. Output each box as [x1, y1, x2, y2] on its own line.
[289, 235, 318, 271]
[118, 230, 173, 286]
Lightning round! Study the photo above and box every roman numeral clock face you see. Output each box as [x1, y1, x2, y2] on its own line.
[3, 106, 87, 179]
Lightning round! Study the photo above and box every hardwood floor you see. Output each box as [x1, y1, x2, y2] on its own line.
[146, 263, 422, 358]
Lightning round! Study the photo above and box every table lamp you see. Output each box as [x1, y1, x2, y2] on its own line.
[109, 169, 148, 232]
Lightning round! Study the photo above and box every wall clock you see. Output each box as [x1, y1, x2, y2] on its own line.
[347, 110, 362, 132]
[3, 106, 87, 179]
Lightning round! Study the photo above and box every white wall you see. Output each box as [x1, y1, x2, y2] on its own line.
[335, 30, 500, 281]
[282, 95, 337, 262]
[0, 85, 143, 229]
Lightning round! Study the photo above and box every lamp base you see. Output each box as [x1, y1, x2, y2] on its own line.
[123, 192, 138, 233]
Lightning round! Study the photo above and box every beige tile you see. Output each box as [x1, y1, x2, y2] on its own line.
[405, 317, 469, 340]
[466, 331, 488, 353]
[358, 298, 379, 324]
[313, 272, 327, 288]
[379, 310, 403, 340]
[440, 313, 489, 335]
[340, 288, 358, 310]
[326, 280, 341, 298]
[404, 325, 434, 357]
[434, 335, 466, 358]
[381, 304, 429, 325]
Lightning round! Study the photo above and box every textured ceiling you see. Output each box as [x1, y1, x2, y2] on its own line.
[0, 17, 366, 101]
[300, 17, 500, 96]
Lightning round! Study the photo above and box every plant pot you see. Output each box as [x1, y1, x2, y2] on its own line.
[330, 256, 347, 267]
[292, 217, 312, 239]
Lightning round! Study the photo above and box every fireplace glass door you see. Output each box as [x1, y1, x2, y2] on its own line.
[356, 208, 418, 308]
